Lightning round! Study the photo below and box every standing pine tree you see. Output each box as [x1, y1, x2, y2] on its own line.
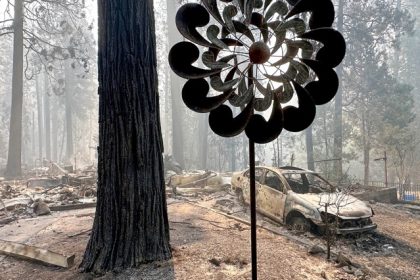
[80, 0, 171, 272]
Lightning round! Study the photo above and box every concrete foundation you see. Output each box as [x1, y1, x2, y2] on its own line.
[353, 187, 398, 204]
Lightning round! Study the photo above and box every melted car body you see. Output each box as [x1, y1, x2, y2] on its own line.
[231, 166, 377, 234]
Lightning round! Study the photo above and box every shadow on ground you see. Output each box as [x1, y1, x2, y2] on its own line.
[75, 260, 175, 280]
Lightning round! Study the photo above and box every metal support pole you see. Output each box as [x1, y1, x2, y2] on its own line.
[249, 140, 257, 280]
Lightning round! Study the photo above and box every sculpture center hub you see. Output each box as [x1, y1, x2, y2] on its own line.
[249, 42, 271, 64]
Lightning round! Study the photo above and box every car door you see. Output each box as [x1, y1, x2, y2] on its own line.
[241, 168, 265, 205]
[257, 170, 287, 222]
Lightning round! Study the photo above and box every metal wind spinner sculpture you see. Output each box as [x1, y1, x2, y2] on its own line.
[169, 0, 345, 143]
[169, 0, 345, 278]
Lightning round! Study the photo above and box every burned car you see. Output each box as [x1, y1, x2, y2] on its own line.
[231, 166, 377, 234]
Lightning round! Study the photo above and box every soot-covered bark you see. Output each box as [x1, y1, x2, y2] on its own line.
[80, 0, 171, 273]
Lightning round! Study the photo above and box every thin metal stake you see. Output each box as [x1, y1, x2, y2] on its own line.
[249, 140, 257, 280]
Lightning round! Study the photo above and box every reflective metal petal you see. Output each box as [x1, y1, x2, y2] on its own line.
[265, 0, 288, 20]
[245, 91, 283, 144]
[283, 81, 316, 132]
[285, 0, 335, 29]
[229, 81, 254, 107]
[211, 74, 240, 92]
[202, 51, 228, 69]
[182, 78, 235, 113]
[169, 42, 222, 79]
[202, 0, 225, 26]
[301, 59, 339, 105]
[271, 41, 299, 66]
[209, 98, 255, 137]
[223, 5, 238, 32]
[176, 4, 213, 48]
[300, 28, 346, 68]
[207, 25, 229, 50]
[250, 13, 269, 42]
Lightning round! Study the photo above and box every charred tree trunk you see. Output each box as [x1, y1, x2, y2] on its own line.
[230, 139, 236, 171]
[21, 104, 27, 167]
[32, 112, 35, 165]
[65, 93, 73, 162]
[164, 64, 172, 152]
[36, 76, 43, 162]
[323, 109, 329, 175]
[218, 143, 222, 171]
[392, 0, 402, 78]
[363, 143, 370, 187]
[5, 0, 24, 178]
[272, 138, 283, 167]
[272, 142, 277, 166]
[242, 134, 248, 169]
[80, 0, 171, 273]
[59, 117, 66, 162]
[333, 0, 344, 181]
[362, 110, 370, 186]
[167, 0, 185, 169]
[198, 114, 208, 170]
[278, 138, 282, 166]
[306, 125, 315, 171]
[64, 64, 74, 163]
[51, 98, 58, 162]
[44, 74, 51, 161]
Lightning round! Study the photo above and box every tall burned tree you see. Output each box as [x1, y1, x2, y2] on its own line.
[167, 0, 185, 169]
[1, 0, 89, 177]
[80, 0, 171, 273]
[5, 0, 24, 178]
[332, 0, 344, 181]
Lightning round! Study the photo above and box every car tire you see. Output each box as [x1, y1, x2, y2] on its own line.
[236, 188, 245, 205]
[315, 225, 326, 236]
[290, 216, 311, 233]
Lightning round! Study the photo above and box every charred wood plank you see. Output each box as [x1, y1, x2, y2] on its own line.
[0, 239, 75, 268]
[49, 203, 96, 212]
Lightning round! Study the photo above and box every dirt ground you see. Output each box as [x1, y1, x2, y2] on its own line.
[1, 192, 420, 280]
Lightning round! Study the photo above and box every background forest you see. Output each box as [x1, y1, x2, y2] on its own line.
[0, 0, 419, 187]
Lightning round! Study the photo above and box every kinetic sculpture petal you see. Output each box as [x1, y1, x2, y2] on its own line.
[169, 0, 346, 144]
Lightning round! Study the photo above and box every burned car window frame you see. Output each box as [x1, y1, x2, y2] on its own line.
[244, 168, 265, 184]
[263, 170, 286, 193]
[282, 172, 336, 194]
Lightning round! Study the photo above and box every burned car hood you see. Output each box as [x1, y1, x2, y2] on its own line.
[296, 193, 373, 218]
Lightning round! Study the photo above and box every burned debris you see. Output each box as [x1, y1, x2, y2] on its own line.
[0, 162, 96, 226]
[0, 164, 419, 279]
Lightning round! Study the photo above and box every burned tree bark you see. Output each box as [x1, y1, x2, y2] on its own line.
[167, 0, 185, 169]
[64, 63, 74, 163]
[306, 125, 315, 171]
[51, 98, 58, 163]
[44, 74, 51, 161]
[198, 114, 208, 170]
[36, 75, 43, 161]
[80, 0, 171, 273]
[333, 0, 344, 180]
[5, 0, 24, 178]
[362, 110, 371, 186]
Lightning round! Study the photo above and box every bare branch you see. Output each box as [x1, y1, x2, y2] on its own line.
[23, 43, 34, 80]
[0, 19, 13, 25]
[0, 31, 14, 37]
[5, 0, 14, 19]
[23, 29, 69, 52]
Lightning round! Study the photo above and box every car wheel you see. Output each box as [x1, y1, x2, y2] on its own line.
[236, 188, 245, 205]
[290, 216, 311, 233]
[314, 225, 326, 236]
